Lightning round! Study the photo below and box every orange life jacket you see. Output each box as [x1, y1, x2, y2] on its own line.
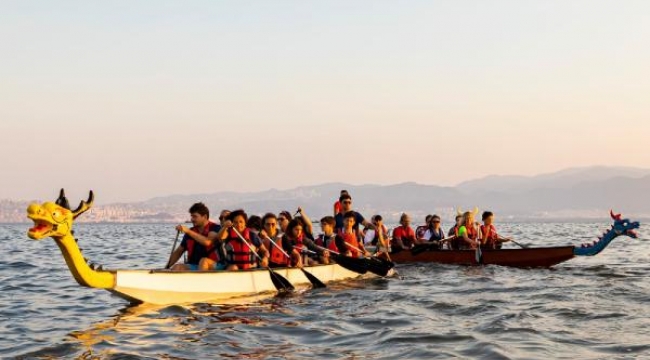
[225, 228, 256, 270]
[186, 221, 218, 263]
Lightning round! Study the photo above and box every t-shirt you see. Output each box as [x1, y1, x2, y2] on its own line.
[180, 222, 221, 265]
[334, 211, 365, 231]
[334, 201, 342, 214]
[393, 226, 416, 248]
[363, 225, 389, 245]
[457, 226, 467, 237]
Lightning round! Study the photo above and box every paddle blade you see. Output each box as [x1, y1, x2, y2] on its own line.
[301, 268, 327, 289]
[364, 258, 395, 277]
[268, 269, 295, 291]
[332, 254, 368, 274]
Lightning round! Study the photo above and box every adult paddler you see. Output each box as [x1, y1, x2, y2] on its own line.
[334, 194, 375, 235]
[168, 202, 221, 271]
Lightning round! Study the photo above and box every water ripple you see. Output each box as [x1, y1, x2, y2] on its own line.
[1, 223, 649, 359]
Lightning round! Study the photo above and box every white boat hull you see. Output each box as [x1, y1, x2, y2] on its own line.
[110, 264, 379, 305]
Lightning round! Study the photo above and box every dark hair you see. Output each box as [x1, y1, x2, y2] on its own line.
[189, 202, 209, 218]
[343, 211, 356, 220]
[228, 209, 247, 223]
[262, 212, 277, 225]
[399, 213, 410, 224]
[285, 219, 303, 238]
[372, 214, 383, 222]
[320, 216, 335, 226]
[248, 215, 262, 231]
[431, 214, 441, 221]
[482, 211, 494, 221]
[295, 216, 307, 227]
[279, 210, 292, 221]
[339, 194, 352, 202]
[340, 190, 349, 195]
[425, 214, 433, 223]
[455, 215, 462, 221]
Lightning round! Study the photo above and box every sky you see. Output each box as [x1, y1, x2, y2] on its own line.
[1, 1, 649, 203]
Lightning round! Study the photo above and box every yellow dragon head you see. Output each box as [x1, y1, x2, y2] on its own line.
[27, 189, 94, 240]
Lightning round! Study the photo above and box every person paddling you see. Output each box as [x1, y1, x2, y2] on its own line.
[448, 214, 463, 250]
[420, 214, 446, 249]
[479, 211, 510, 249]
[259, 213, 288, 268]
[213, 210, 270, 271]
[336, 211, 370, 258]
[415, 214, 433, 241]
[168, 203, 221, 271]
[314, 216, 337, 264]
[392, 213, 417, 250]
[281, 219, 323, 267]
[457, 211, 480, 250]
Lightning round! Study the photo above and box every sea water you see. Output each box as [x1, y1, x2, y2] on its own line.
[1, 222, 648, 359]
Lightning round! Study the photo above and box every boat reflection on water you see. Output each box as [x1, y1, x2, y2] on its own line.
[62, 281, 393, 359]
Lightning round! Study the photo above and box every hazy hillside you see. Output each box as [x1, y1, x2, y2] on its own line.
[5, 166, 650, 223]
[457, 166, 650, 193]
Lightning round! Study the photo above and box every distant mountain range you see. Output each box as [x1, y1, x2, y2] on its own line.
[4, 166, 650, 223]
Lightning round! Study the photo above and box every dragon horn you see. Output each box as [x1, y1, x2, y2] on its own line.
[472, 207, 479, 217]
[72, 191, 95, 219]
[457, 207, 463, 216]
[55, 188, 71, 210]
[610, 209, 622, 221]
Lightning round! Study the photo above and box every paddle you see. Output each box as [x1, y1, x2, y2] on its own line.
[262, 234, 326, 289]
[231, 227, 295, 292]
[505, 238, 528, 249]
[313, 245, 369, 274]
[165, 230, 181, 269]
[340, 242, 395, 277]
[411, 237, 454, 255]
[475, 240, 483, 265]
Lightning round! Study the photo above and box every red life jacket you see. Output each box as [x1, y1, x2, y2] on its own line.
[338, 231, 361, 258]
[480, 224, 498, 249]
[186, 221, 218, 263]
[465, 224, 478, 241]
[268, 236, 289, 266]
[225, 228, 256, 270]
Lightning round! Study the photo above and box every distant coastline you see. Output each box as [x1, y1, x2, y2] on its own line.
[5, 166, 650, 223]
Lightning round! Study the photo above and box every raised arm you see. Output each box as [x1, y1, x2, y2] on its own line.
[175, 224, 219, 247]
[296, 207, 314, 235]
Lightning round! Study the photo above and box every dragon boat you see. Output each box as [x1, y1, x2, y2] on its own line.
[26, 190, 392, 305]
[389, 211, 640, 268]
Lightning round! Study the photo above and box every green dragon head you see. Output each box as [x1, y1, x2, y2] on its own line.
[27, 189, 94, 240]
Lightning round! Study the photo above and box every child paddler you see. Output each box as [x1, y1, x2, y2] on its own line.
[336, 211, 370, 258]
[314, 216, 337, 264]
[456, 211, 480, 250]
[168, 202, 221, 271]
[210, 209, 270, 271]
[479, 211, 510, 249]
[281, 219, 324, 267]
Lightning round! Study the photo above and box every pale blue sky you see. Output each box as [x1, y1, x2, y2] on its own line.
[1, 1, 649, 203]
